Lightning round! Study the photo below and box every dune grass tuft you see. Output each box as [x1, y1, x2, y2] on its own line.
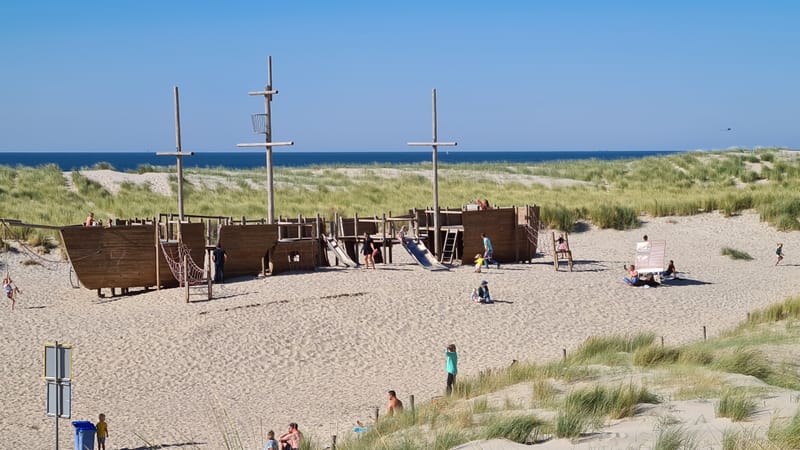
[721, 247, 754, 260]
[716, 389, 757, 422]
[768, 409, 800, 448]
[654, 426, 697, 450]
[571, 332, 655, 364]
[482, 414, 543, 443]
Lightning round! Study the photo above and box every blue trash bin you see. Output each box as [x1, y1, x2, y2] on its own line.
[72, 421, 96, 450]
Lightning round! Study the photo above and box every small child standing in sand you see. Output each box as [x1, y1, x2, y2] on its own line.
[473, 253, 484, 273]
[96, 413, 108, 450]
[263, 430, 278, 450]
[776, 243, 784, 266]
[445, 344, 458, 395]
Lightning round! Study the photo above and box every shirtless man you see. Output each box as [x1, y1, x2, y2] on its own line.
[278, 423, 302, 450]
[387, 390, 404, 416]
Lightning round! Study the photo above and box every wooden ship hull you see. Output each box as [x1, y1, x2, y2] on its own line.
[60, 223, 206, 290]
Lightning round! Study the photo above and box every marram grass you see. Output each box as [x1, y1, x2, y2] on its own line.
[3, 148, 800, 245]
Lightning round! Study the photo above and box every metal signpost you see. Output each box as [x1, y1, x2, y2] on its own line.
[44, 341, 72, 450]
[237, 56, 294, 224]
[407, 89, 457, 258]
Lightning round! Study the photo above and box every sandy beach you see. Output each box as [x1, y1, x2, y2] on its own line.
[1, 211, 798, 449]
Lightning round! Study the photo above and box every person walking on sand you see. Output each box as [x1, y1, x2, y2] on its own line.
[96, 413, 108, 450]
[386, 390, 404, 416]
[212, 243, 227, 283]
[3, 275, 21, 311]
[473, 253, 484, 273]
[278, 422, 302, 450]
[445, 344, 458, 395]
[481, 233, 499, 269]
[362, 232, 376, 269]
[776, 243, 784, 266]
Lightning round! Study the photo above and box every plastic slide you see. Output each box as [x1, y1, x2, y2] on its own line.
[322, 234, 359, 268]
[400, 236, 449, 271]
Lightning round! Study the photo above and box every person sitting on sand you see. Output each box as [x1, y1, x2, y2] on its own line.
[662, 260, 678, 279]
[84, 212, 95, 227]
[278, 423, 302, 450]
[623, 264, 639, 285]
[473, 253, 484, 273]
[478, 280, 492, 304]
[4, 275, 21, 310]
[624, 265, 660, 287]
[263, 430, 278, 450]
[386, 390, 404, 416]
[470, 288, 480, 303]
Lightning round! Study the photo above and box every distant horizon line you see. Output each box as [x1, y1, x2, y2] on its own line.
[0, 148, 740, 154]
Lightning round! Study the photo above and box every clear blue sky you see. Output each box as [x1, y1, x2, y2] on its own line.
[1, 1, 798, 152]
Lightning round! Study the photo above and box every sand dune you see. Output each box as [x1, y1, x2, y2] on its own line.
[0, 212, 797, 449]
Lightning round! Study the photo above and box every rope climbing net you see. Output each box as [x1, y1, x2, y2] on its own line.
[158, 237, 207, 286]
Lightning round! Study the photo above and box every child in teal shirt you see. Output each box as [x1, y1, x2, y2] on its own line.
[445, 344, 458, 395]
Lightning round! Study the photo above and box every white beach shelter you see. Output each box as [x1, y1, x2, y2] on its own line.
[635, 240, 666, 274]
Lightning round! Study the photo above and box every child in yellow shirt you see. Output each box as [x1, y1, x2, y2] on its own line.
[96, 413, 108, 450]
[473, 253, 484, 273]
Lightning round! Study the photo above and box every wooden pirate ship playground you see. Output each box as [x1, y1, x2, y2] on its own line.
[1, 57, 565, 302]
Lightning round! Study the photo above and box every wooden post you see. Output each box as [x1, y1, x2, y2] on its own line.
[184, 253, 190, 303]
[703, 326, 707, 341]
[207, 251, 212, 300]
[382, 213, 387, 265]
[372, 406, 379, 423]
[297, 213, 302, 238]
[410, 394, 415, 412]
[552, 231, 559, 271]
[514, 206, 520, 263]
[562, 348, 567, 361]
[330, 435, 336, 450]
[155, 223, 161, 290]
[661, 336, 665, 347]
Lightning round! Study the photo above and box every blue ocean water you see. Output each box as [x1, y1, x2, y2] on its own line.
[0, 150, 681, 171]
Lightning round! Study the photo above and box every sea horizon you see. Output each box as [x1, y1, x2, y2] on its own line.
[0, 149, 686, 171]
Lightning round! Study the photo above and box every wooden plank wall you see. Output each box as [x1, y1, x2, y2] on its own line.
[61, 223, 209, 290]
[62, 225, 158, 289]
[180, 222, 207, 269]
[217, 224, 279, 278]
[462, 209, 516, 263]
[269, 240, 319, 273]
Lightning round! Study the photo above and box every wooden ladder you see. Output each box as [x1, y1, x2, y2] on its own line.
[440, 229, 459, 264]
